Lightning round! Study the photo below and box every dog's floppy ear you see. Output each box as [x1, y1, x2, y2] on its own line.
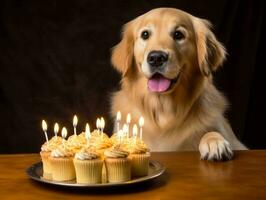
[111, 21, 135, 76]
[193, 18, 226, 76]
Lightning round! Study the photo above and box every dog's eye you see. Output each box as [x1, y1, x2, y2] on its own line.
[173, 30, 185, 41]
[141, 30, 150, 40]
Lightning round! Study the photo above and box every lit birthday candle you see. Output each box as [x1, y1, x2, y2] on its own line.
[96, 118, 101, 134]
[85, 123, 90, 146]
[118, 129, 123, 144]
[73, 115, 78, 136]
[61, 127, 67, 148]
[42, 120, 49, 144]
[122, 124, 128, 139]
[54, 123, 59, 138]
[139, 116, 144, 140]
[126, 113, 131, 137]
[133, 124, 138, 144]
[100, 117, 105, 139]
[116, 111, 121, 132]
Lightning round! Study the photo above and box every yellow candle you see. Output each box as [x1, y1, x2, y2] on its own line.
[126, 113, 131, 137]
[73, 115, 78, 136]
[118, 130, 123, 144]
[116, 111, 121, 132]
[122, 124, 128, 138]
[54, 123, 59, 138]
[133, 124, 138, 144]
[100, 117, 105, 139]
[41, 120, 49, 144]
[126, 113, 131, 124]
[85, 123, 90, 146]
[61, 127, 68, 147]
[138, 116, 144, 140]
[96, 118, 101, 134]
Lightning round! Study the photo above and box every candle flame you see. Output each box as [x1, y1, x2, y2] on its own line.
[101, 117, 105, 129]
[116, 111, 121, 121]
[139, 116, 144, 127]
[73, 115, 78, 127]
[133, 124, 138, 137]
[85, 123, 90, 139]
[126, 113, 131, 124]
[96, 118, 101, 129]
[54, 123, 59, 134]
[61, 127, 67, 139]
[42, 120, 47, 131]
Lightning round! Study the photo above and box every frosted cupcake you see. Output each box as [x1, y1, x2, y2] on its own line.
[110, 133, 119, 145]
[73, 147, 103, 184]
[104, 145, 131, 183]
[91, 135, 113, 183]
[89, 130, 110, 143]
[77, 131, 87, 142]
[49, 144, 75, 181]
[40, 136, 62, 179]
[127, 139, 150, 177]
[66, 134, 86, 153]
[91, 136, 113, 156]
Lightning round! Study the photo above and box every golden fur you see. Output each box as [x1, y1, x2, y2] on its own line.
[110, 8, 246, 160]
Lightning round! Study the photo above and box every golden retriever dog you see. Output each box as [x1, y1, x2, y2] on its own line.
[110, 8, 247, 161]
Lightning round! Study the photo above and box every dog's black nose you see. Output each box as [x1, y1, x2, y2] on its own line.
[147, 51, 168, 68]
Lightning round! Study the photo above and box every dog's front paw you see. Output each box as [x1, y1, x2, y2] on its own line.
[199, 132, 233, 161]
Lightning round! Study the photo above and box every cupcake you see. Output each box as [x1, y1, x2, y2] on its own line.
[40, 136, 62, 179]
[73, 147, 103, 184]
[66, 134, 86, 153]
[77, 131, 87, 142]
[90, 130, 110, 143]
[49, 135, 63, 144]
[91, 136, 113, 156]
[127, 139, 150, 177]
[110, 133, 119, 145]
[104, 145, 131, 183]
[49, 144, 76, 181]
[90, 133, 113, 183]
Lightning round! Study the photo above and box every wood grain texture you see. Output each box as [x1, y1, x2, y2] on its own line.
[0, 151, 266, 199]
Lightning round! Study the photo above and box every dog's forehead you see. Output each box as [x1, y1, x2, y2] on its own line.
[137, 8, 193, 29]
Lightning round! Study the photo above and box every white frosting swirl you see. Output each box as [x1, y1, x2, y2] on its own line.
[65, 134, 86, 152]
[104, 145, 129, 158]
[41, 143, 57, 152]
[91, 137, 113, 150]
[41, 136, 63, 152]
[126, 139, 149, 154]
[75, 151, 99, 160]
[50, 145, 74, 158]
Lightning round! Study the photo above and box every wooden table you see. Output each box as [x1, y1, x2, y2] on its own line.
[0, 150, 266, 200]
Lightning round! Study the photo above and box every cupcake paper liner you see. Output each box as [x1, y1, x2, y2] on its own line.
[129, 153, 150, 177]
[49, 157, 75, 181]
[40, 151, 52, 177]
[102, 161, 107, 183]
[105, 157, 131, 183]
[73, 158, 103, 184]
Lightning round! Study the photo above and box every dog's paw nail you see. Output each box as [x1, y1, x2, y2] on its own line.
[199, 132, 234, 162]
[201, 153, 209, 160]
[221, 145, 233, 161]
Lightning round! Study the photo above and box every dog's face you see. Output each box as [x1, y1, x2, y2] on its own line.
[112, 8, 226, 94]
[134, 10, 197, 93]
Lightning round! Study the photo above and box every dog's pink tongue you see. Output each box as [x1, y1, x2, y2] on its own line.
[148, 75, 171, 92]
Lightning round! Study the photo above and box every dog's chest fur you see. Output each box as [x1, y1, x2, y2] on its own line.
[130, 95, 202, 151]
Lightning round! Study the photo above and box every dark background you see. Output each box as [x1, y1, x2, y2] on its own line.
[0, 0, 265, 153]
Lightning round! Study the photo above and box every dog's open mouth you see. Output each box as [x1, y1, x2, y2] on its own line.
[147, 73, 179, 93]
